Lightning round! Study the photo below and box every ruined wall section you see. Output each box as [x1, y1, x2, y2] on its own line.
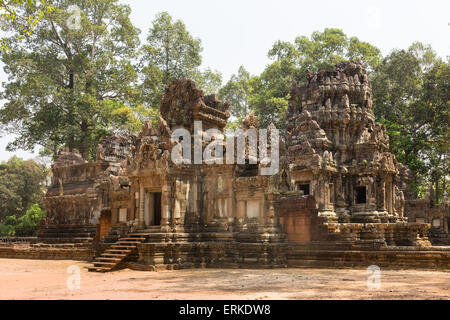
[41, 134, 137, 243]
[41, 149, 103, 242]
[96, 134, 136, 238]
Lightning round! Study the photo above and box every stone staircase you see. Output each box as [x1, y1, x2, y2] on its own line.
[88, 233, 149, 273]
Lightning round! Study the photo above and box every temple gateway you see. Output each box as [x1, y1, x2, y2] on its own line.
[39, 62, 450, 272]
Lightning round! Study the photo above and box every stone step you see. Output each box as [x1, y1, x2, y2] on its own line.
[105, 249, 132, 254]
[89, 232, 149, 273]
[116, 241, 142, 245]
[118, 237, 146, 242]
[93, 262, 116, 267]
[102, 253, 127, 258]
[111, 245, 137, 249]
[130, 233, 155, 237]
[88, 267, 112, 272]
[96, 257, 122, 262]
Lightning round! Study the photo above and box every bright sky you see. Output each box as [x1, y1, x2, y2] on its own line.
[1, 0, 449, 162]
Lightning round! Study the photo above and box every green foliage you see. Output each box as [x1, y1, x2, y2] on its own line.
[0, 156, 47, 237]
[0, 0, 54, 52]
[0, 204, 45, 237]
[248, 60, 295, 130]
[0, 0, 143, 160]
[0, 221, 15, 237]
[141, 12, 222, 110]
[141, 12, 201, 108]
[1, 7, 222, 161]
[191, 68, 223, 95]
[268, 28, 382, 74]
[372, 42, 449, 200]
[14, 203, 45, 236]
[219, 66, 252, 120]
[256, 29, 381, 130]
[0, 156, 48, 221]
[221, 29, 381, 131]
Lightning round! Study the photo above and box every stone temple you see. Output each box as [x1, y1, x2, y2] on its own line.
[287, 61, 400, 224]
[38, 61, 450, 272]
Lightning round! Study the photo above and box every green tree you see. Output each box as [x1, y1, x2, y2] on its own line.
[269, 28, 382, 74]
[226, 29, 382, 130]
[0, 0, 142, 160]
[191, 67, 222, 95]
[14, 203, 46, 236]
[219, 66, 252, 121]
[372, 42, 449, 200]
[0, 156, 47, 221]
[141, 12, 202, 108]
[0, 215, 16, 237]
[141, 12, 222, 110]
[0, 204, 46, 237]
[422, 60, 449, 201]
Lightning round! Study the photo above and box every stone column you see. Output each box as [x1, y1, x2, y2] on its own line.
[386, 180, 393, 215]
[235, 200, 245, 231]
[161, 183, 171, 232]
[139, 183, 145, 229]
[444, 216, 449, 233]
[377, 178, 386, 212]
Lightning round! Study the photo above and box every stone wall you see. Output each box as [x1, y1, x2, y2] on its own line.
[137, 241, 287, 270]
[276, 195, 319, 243]
[0, 246, 94, 261]
[132, 239, 450, 270]
[404, 191, 450, 245]
[287, 244, 450, 269]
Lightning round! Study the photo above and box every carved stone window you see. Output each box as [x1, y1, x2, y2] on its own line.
[240, 164, 258, 177]
[297, 183, 310, 196]
[356, 186, 367, 204]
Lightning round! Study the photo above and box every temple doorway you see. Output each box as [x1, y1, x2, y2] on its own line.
[144, 192, 162, 227]
[95, 209, 112, 243]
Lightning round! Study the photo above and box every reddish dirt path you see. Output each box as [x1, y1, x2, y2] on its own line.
[0, 259, 448, 300]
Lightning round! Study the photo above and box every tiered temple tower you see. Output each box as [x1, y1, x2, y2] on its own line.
[286, 61, 400, 223]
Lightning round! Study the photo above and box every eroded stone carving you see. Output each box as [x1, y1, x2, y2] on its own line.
[40, 66, 448, 268]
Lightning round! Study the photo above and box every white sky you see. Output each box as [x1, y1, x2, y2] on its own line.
[1, 0, 449, 162]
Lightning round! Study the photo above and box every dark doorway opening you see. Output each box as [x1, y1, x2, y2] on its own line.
[154, 193, 162, 226]
[356, 186, 367, 204]
[240, 164, 259, 177]
[297, 183, 310, 196]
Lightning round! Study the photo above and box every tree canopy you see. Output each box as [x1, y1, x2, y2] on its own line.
[372, 43, 449, 200]
[140, 11, 222, 110]
[0, 0, 142, 160]
[0, 156, 47, 219]
[220, 28, 382, 130]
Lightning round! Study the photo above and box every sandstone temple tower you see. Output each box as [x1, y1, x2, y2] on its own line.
[287, 62, 400, 224]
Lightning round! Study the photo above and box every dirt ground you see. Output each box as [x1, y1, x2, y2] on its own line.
[0, 259, 448, 300]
